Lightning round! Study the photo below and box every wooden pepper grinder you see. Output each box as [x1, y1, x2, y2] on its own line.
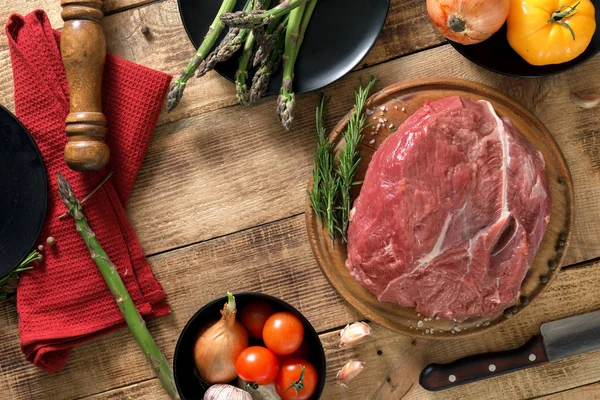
[60, 0, 109, 172]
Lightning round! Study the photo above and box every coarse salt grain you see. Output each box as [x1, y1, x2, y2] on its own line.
[417, 320, 424, 328]
[389, 124, 394, 129]
[369, 139, 375, 144]
[366, 108, 373, 115]
[401, 107, 406, 112]
[394, 106, 398, 110]
[380, 106, 386, 111]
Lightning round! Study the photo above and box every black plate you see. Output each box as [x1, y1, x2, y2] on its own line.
[450, 16, 600, 78]
[0, 106, 47, 277]
[178, 0, 390, 94]
[174, 292, 326, 400]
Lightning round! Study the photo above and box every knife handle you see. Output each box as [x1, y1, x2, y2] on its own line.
[419, 335, 549, 391]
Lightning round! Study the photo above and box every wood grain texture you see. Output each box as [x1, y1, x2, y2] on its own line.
[0, 215, 358, 400]
[128, 44, 600, 267]
[74, 260, 600, 400]
[536, 381, 600, 400]
[3, 216, 600, 400]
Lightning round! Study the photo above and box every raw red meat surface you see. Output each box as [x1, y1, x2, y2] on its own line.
[346, 96, 551, 320]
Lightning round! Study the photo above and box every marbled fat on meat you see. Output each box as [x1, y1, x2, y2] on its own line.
[346, 96, 551, 320]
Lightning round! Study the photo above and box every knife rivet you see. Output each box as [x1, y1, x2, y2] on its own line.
[448, 375, 456, 383]
[529, 354, 537, 362]
[489, 364, 496, 372]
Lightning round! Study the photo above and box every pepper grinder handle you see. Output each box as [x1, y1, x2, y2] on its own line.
[60, 0, 109, 172]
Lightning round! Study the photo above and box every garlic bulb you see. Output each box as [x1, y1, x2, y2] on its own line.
[339, 322, 372, 346]
[204, 384, 252, 400]
[336, 360, 365, 387]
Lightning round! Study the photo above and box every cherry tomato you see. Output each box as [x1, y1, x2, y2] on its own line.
[278, 340, 309, 363]
[275, 358, 318, 400]
[240, 300, 275, 339]
[235, 346, 279, 385]
[263, 312, 304, 355]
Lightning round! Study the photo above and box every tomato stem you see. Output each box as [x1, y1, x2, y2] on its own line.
[548, 2, 580, 40]
[284, 366, 306, 394]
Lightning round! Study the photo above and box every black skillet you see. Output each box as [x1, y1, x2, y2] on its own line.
[0, 106, 47, 277]
[177, 0, 390, 94]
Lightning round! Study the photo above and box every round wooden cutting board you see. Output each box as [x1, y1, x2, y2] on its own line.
[306, 78, 574, 339]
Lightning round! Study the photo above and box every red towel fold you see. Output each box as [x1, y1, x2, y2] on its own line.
[6, 10, 172, 373]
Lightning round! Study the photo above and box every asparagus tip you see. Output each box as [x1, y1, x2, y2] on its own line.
[166, 81, 185, 113]
[56, 173, 75, 210]
[277, 92, 295, 132]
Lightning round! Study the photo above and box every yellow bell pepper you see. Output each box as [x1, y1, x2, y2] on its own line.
[507, 0, 596, 66]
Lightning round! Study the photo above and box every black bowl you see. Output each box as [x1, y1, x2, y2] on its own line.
[174, 292, 327, 399]
[450, 20, 600, 78]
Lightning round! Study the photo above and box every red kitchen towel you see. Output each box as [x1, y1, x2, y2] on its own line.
[6, 10, 172, 373]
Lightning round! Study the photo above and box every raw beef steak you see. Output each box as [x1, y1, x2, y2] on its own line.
[346, 96, 551, 320]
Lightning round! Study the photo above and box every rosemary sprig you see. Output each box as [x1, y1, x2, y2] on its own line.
[308, 95, 339, 246]
[309, 78, 377, 246]
[0, 250, 42, 299]
[336, 76, 377, 241]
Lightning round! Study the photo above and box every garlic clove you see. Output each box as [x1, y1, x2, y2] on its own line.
[336, 360, 365, 387]
[572, 91, 600, 109]
[339, 321, 372, 347]
[203, 384, 252, 400]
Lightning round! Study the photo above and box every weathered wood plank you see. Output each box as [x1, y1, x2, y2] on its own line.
[536, 381, 600, 400]
[104, 0, 161, 14]
[126, 43, 600, 266]
[0, 215, 360, 400]
[86, 261, 600, 400]
[4, 216, 600, 400]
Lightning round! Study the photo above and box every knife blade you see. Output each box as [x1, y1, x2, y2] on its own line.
[419, 309, 600, 391]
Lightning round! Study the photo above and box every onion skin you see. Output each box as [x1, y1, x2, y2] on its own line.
[426, 0, 510, 45]
[194, 294, 249, 384]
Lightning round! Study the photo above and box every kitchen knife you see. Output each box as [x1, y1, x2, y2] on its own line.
[419, 309, 600, 391]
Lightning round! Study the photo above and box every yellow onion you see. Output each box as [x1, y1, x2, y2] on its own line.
[194, 293, 249, 383]
[426, 0, 510, 45]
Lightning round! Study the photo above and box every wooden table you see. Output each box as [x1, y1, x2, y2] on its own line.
[1, 1, 600, 399]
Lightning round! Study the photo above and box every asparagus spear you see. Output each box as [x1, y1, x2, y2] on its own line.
[197, 27, 242, 78]
[197, 0, 257, 79]
[248, 19, 287, 105]
[57, 173, 180, 400]
[220, 0, 309, 28]
[336, 77, 377, 240]
[234, 0, 273, 105]
[235, 31, 256, 105]
[277, 0, 316, 131]
[252, 13, 288, 67]
[166, 0, 237, 112]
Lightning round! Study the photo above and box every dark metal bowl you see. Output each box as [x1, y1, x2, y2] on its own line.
[174, 292, 327, 399]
